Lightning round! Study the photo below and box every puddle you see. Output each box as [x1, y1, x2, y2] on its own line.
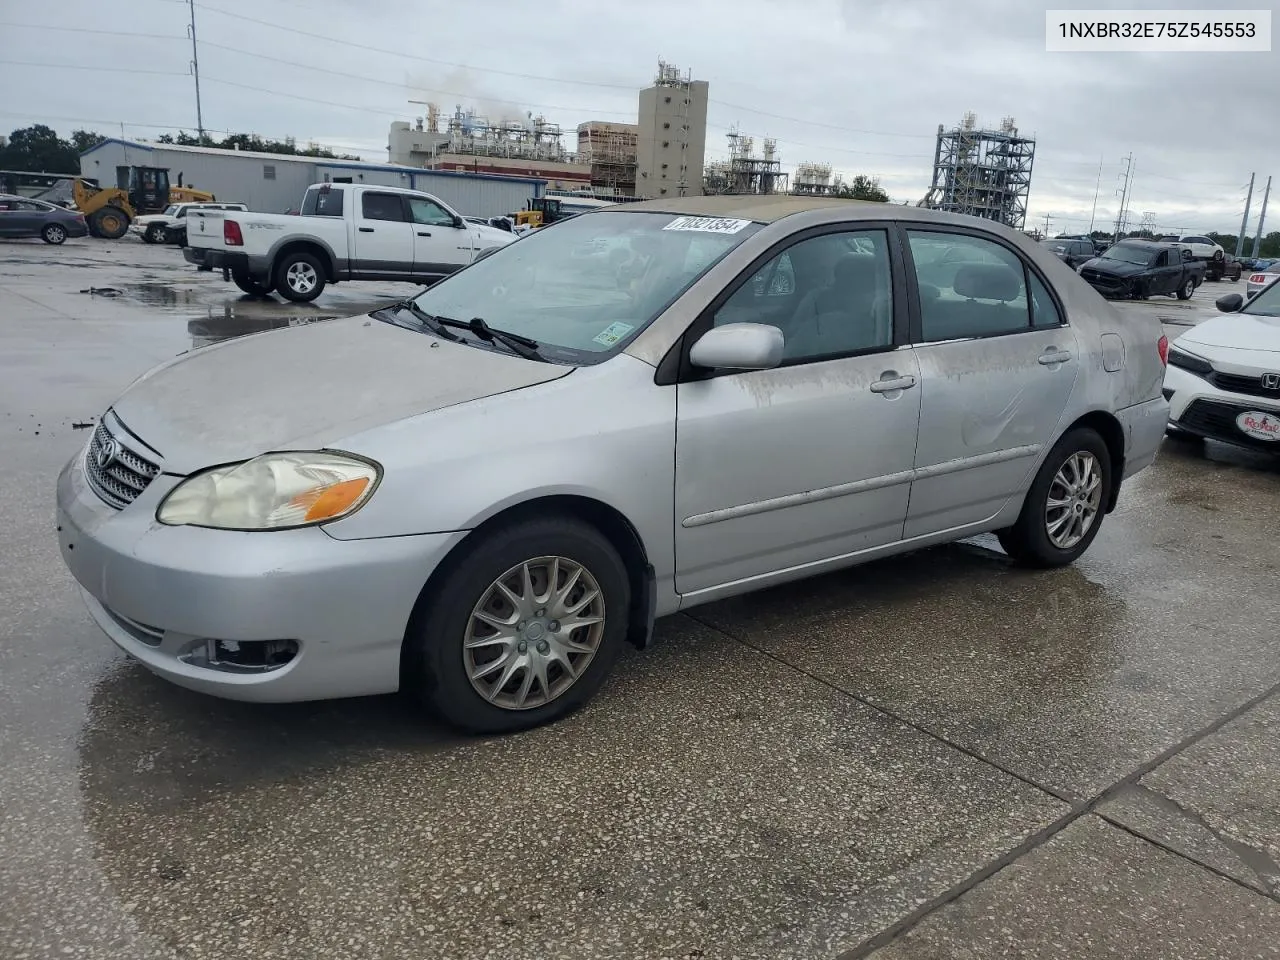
[187, 305, 347, 349]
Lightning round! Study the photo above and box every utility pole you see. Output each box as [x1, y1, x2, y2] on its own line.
[1041, 211, 1053, 236]
[1250, 176, 1271, 259]
[1113, 154, 1134, 240]
[1236, 173, 1255, 257]
[1087, 155, 1103, 234]
[188, 0, 205, 142]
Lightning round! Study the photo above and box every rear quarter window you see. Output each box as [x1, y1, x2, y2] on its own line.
[301, 188, 344, 217]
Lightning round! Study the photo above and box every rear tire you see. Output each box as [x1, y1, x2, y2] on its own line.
[1176, 277, 1195, 300]
[232, 271, 273, 297]
[274, 251, 326, 302]
[91, 207, 129, 240]
[41, 223, 67, 245]
[403, 515, 631, 734]
[997, 427, 1112, 568]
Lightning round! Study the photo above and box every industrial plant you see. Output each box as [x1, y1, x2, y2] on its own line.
[918, 113, 1037, 230]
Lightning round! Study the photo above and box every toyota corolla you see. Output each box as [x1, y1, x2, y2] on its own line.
[56, 197, 1169, 733]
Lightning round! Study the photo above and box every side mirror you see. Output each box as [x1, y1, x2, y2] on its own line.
[452, 215, 464, 228]
[688, 323, 784, 371]
[1181, 249, 1193, 261]
[1216, 293, 1244, 313]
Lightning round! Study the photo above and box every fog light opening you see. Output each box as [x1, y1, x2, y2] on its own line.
[187, 638, 300, 673]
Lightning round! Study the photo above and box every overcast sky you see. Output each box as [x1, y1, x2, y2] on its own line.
[1, 0, 1274, 234]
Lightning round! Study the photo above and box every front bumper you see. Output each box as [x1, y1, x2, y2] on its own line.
[1080, 272, 1135, 298]
[56, 448, 467, 701]
[1164, 363, 1280, 451]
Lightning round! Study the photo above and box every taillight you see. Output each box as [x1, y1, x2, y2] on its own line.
[1250, 274, 1267, 284]
[223, 219, 243, 246]
[1157, 335, 1169, 366]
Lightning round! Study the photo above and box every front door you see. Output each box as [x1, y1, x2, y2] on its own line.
[406, 195, 469, 280]
[674, 227, 921, 597]
[902, 229, 1080, 538]
[352, 190, 415, 276]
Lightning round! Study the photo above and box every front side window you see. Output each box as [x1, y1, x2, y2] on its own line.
[408, 211, 762, 363]
[361, 192, 406, 222]
[907, 231, 1030, 341]
[714, 230, 894, 362]
[407, 197, 454, 227]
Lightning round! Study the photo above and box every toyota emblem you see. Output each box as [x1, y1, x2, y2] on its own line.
[1263, 372, 1280, 390]
[95, 437, 118, 470]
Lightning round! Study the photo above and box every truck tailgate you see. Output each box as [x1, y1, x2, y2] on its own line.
[186, 209, 229, 251]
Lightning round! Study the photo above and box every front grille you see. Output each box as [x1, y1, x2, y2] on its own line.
[1206, 370, 1280, 400]
[84, 417, 161, 509]
[1179, 399, 1280, 451]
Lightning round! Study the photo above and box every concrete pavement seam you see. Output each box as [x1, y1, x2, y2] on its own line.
[678, 611, 1280, 957]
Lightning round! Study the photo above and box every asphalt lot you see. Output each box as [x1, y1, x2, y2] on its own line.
[2, 236, 1279, 960]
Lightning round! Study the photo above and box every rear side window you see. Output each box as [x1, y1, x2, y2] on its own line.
[361, 192, 406, 222]
[907, 231, 1030, 341]
[1029, 273, 1063, 328]
[301, 187, 344, 217]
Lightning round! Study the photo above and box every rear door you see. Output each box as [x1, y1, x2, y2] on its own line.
[0, 197, 22, 235]
[406, 195, 469, 280]
[902, 227, 1080, 538]
[352, 190, 414, 276]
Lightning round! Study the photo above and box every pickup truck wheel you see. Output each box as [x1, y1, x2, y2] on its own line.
[1175, 278, 1195, 300]
[232, 271, 273, 298]
[275, 252, 326, 302]
[143, 224, 165, 244]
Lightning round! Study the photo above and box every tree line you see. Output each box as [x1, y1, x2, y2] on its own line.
[0, 124, 358, 175]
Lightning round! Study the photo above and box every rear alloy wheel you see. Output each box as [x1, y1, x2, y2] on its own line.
[144, 224, 166, 244]
[274, 251, 326, 302]
[405, 516, 630, 733]
[91, 206, 129, 240]
[41, 223, 67, 245]
[997, 427, 1111, 568]
[1176, 277, 1195, 300]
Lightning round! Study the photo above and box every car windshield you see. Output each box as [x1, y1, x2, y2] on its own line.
[1041, 240, 1070, 251]
[162, 205, 178, 216]
[406, 211, 763, 362]
[1101, 243, 1152, 265]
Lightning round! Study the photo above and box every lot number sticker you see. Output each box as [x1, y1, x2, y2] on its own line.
[593, 321, 635, 347]
[663, 216, 753, 234]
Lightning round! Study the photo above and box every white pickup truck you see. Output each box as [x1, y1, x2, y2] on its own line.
[184, 182, 517, 301]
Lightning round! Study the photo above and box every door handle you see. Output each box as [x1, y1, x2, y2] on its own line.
[870, 375, 917, 394]
[417, 231, 432, 237]
[358, 227, 374, 233]
[1038, 349, 1072, 365]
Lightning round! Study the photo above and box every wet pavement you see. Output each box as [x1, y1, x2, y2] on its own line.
[2, 237, 1279, 959]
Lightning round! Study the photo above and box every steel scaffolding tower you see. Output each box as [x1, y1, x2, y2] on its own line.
[921, 114, 1036, 230]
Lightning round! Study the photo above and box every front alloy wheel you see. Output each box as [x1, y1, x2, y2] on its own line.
[464, 556, 605, 710]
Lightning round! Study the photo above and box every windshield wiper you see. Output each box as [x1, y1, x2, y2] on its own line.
[383, 299, 463, 342]
[464, 316, 542, 360]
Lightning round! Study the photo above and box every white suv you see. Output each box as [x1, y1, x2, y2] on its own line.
[1161, 234, 1224, 262]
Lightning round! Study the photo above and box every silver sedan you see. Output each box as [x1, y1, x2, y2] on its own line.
[56, 197, 1170, 733]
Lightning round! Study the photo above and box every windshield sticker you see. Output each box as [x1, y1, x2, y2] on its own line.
[592, 321, 635, 347]
[662, 216, 753, 235]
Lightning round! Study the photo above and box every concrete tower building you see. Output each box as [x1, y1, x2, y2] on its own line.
[635, 60, 708, 199]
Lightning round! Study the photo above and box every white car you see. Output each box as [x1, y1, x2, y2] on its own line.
[1160, 234, 1225, 263]
[130, 202, 247, 245]
[1245, 262, 1280, 299]
[1164, 281, 1280, 451]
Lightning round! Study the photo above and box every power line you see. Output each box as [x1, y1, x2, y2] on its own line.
[0, 21, 186, 40]
[0, 59, 187, 77]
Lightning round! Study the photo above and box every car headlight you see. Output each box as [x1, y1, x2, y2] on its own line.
[157, 451, 379, 530]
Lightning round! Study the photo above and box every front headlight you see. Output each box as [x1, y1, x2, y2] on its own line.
[157, 451, 379, 530]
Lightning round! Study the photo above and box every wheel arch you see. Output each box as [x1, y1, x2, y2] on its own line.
[399, 494, 657, 687]
[1061, 409, 1125, 513]
[270, 237, 338, 281]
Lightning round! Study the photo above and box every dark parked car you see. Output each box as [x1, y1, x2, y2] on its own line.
[1040, 237, 1096, 269]
[0, 194, 89, 244]
[1079, 240, 1206, 300]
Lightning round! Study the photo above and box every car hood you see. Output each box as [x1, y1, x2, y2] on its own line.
[112, 314, 572, 474]
[132, 214, 173, 226]
[1176, 313, 1280, 356]
[473, 223, 517, 246]
[1080, 257, 1147, 277]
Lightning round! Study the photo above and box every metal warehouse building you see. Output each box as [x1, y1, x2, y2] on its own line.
[79, 139, 547, 218]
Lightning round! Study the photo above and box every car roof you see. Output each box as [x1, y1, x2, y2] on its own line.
[611, 194, 933, 225]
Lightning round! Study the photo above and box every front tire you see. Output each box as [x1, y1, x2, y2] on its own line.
[41, 223, 67, 245]
[404, 516, 631, 734]
[274, 251, 326, 302]
[144, 224, 166, 244]
[91, 206, 129, 239]
[997, 427, 1112, 568]
[1176, 277, 1195, 300]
